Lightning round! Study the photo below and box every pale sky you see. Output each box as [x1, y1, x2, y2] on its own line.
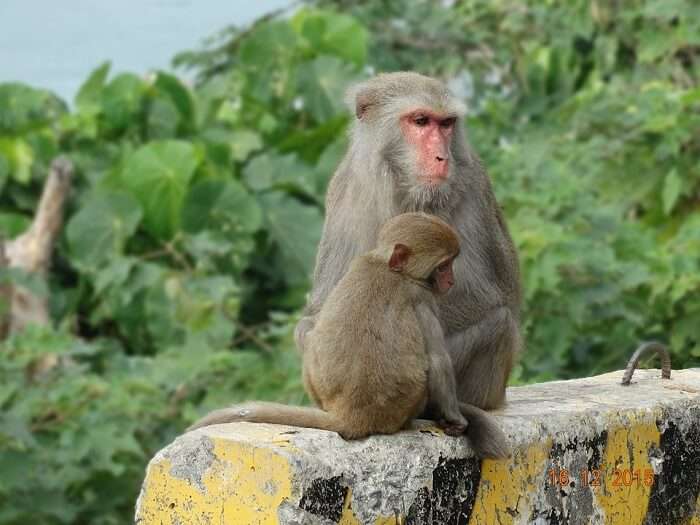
[0, 0, 291, 102]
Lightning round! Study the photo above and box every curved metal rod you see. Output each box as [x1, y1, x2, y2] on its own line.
[621, 341, 672, 385]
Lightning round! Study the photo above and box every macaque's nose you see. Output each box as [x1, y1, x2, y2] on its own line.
[436, 155, 447, 162]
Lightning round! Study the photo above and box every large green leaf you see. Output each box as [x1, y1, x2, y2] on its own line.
[296, 56, 360, 122]
[143, 272, 239, 348]
[181, 178, 263, 234]
[75, 61, 111, 112]
[0, 137, 33, 183]
[0, 152, 8, 192]
[66, 191, 143, 269]
[278, 115, 348, 164]
[230, 130, 263, 162]
[121, 140, 200, 239]
[662, 168, 682, 215]
[259, 192, 323, 286]
[239, 21, 299, 70]
[146, 97, 181, 139]
[292, 9, 369, 66]
[100, 73, 145, 133]
[0, 83, 66, 133]
[0, 212, 30, 237]
[153, 71, 196, 131]
[243, 153, 316, 195]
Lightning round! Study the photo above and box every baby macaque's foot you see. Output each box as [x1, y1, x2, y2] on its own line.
[438, 414, 468, 436]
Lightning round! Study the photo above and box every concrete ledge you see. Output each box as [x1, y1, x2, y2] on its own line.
[135, 369, 700, 524]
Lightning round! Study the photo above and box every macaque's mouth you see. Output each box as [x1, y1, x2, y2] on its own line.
[419, 173, 449, 185]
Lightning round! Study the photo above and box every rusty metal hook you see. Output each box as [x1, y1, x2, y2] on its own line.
[621, 341, 672, 385]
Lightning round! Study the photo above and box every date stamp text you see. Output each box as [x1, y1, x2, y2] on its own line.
[547, 468, 655, 488]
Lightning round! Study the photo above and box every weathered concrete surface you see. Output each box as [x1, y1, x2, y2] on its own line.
[135, 369, 700, 524]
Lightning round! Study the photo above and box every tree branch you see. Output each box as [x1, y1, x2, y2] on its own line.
[3, 157, 73, 336]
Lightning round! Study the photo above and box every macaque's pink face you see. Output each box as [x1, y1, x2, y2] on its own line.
[400, 110, 456, 185]
[433, 258, 456, 294]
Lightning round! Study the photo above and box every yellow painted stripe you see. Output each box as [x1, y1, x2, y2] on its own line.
[338, 487, 362, 525]
[468, 440, 552, 525]
[593, 413, 661, 525]
[137, 457, 219, 525]
[374, 516, 404, 524]
[136, 435, 293, 524]
[689, 491, 700, 525]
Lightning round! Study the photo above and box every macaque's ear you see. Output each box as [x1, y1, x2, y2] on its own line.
[355, 90, 374, 119]
[389, 243, 411, 272]
[347, 84, 378, 120]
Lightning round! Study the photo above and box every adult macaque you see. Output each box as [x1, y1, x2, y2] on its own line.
[190, 213, 509, 458]
[296, 72, 522, 414]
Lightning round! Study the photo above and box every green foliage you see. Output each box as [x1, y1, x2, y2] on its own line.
[309, 0, 699, 379]
[0, 1, 698, 523]
[119, 140, 201, 239]
[0, 325, 303, 524]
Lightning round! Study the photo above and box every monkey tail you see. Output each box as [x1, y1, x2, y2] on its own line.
[459, 402, 511, 459]
[187, 401, 345, 434]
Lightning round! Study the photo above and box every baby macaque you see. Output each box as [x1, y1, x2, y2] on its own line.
[190, 212, 508, 458]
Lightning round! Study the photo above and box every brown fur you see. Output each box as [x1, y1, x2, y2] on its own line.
[190, 213, 508, 457]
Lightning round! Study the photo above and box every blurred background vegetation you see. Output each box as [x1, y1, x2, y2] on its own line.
[0, 0, 698, 522]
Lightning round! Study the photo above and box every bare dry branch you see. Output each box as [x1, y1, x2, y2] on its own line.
[0, 240, 10, 339]
[4, 157, 73, 335]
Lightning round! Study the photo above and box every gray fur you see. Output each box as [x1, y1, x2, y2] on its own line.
[299, 71, 522, 414]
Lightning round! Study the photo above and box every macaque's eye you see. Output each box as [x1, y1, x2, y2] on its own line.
[440, 117, 456, 129]
[437, 262, 450, 273]
[413, 115, 429, 127]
